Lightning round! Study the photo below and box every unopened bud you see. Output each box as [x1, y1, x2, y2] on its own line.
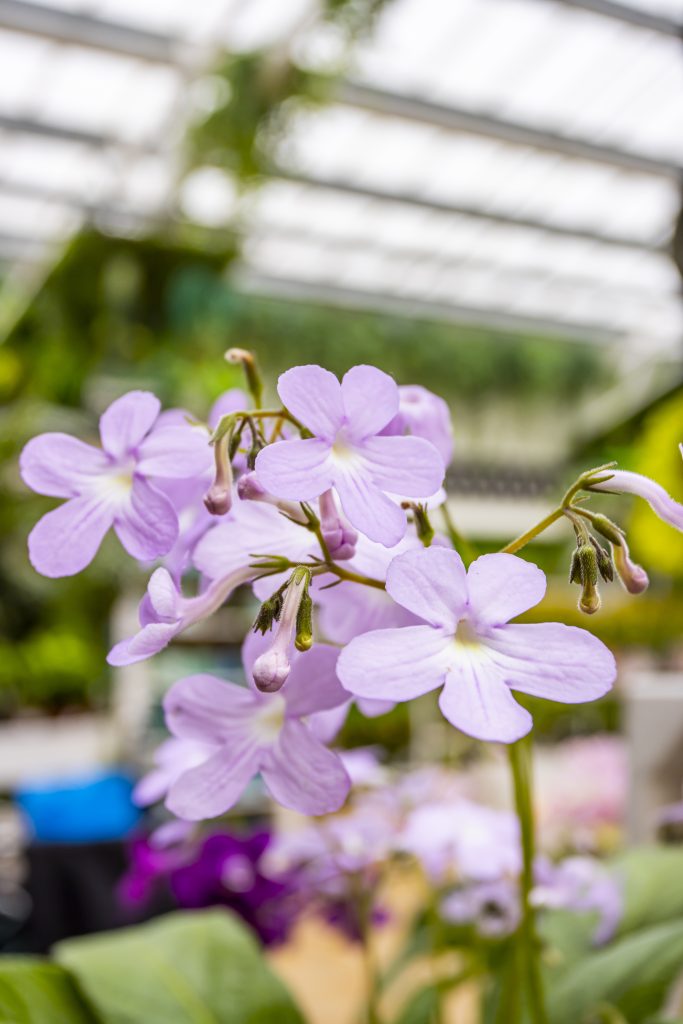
[204, 434, 233, 516]
[401, 501, 435, 547]
[253, 586, 286, 635]
[238, 471, 308, 523]
[295, 589, 313, 652]
[251, 566, 311, 692]
[319, 489, 357, 560]
[570, 542, 601, 615]
[590, 513, 625, 547]
[579, 581, 601, 615]
[612, 538, 649, 595]
[252, 647, 290, 692]
[225, 348, 264, 409]
[590, 537, 614, 583]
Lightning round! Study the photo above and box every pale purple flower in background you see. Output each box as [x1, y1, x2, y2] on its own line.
[255, 364, 444, 546]
[401, 800, 521, 884]
[338, 547, 616, 743]
[133, 736, 218, 807]
[163, 636, 350, 818]
[590, 468, 683, 532]
[532, 856, 622, 946]
[442, 879, 520, 938]
[107, 564, 254, 666]
[20, 391, 211, 577]
[381, 384, 454, 465]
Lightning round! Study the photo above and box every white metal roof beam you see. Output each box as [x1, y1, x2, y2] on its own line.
[541, 0, 683, 36]
[338, 81, 683, 180]
[0, 114, 157, 152]
[276, 170, 669, 253]
[0, 0, 181, 63]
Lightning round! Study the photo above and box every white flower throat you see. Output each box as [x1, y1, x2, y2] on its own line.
[251, 695, 286, 744]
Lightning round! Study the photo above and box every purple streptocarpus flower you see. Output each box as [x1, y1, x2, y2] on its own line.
[107, 564, 254, 666]
[590, 468, 683, 532]
[532, 856, 622, 946]
[133, 736, 218, 807]
[381, 384, 454, 466]
[442, 879, 520, 938]
[20, 391, 212, 577]
[318, 489, 358, 561]
[337, 547, 616, 743]
[163, 643, 351, 819]
[254, 364, 444, 547]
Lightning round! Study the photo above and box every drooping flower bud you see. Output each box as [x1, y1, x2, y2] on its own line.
[590, 513, 625, 547]
[204, 434, 233, 516]
[237, 471, 308, 523]
[570, 542, 601, 615]
[295, 588, 313, 652]
[225, 348, 264, 409]
[401, 501, 435, 547]
[612, 537, 649, 595]
[252, 567, 312, 692]
[589, 536, 614, 583]
[319, 489, 357, 560]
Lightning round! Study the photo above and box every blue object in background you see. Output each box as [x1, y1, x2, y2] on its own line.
[16, 770, 141, 843]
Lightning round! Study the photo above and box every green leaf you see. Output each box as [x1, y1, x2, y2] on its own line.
[55, 909, 304, 1024]
[0, 958, 96, 1024]
[394, 984, 442, 1024]
[614, 847, 683, 935]
[546, 919, 683, 1024]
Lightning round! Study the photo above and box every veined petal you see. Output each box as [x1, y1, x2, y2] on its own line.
[28, 495, 114, 577]
[166, 742, 261, 820]
[20, 434, 110, 498]
[277, 365, 344, 440]
[485, 622, 616, 703]
[163, 674, 258, 745]
[147, 567, 180, 621]
[439, 664, 532, 743]
[282, 643, 348, 717]
[99, 391, 160, 459]
[358, 435, 444, 497]
[466, 553, 547, 627]
[333, 463, 407, 546]
[341, 365, 398, 440]
[107, 622, 179, 666]
[261, 720, 350, 815]
[255, 438, 333, 501]
[592, 469, 683, 532]
[386, 546, 467, 629]
[113, 477, 178, 561]
[137, 426, 212, 478]
[337, 624, 451, 700]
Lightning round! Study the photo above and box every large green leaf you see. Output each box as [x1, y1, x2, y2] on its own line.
[614, 847, 683, 935]
[546, 919, 683, 1024]
[55, 909, 304, 1024]
[0, 958, 96, 1024]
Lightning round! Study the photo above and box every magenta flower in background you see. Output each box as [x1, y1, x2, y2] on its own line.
[590, 468, 683, 531]
[20, 391, 211, 577]
[107, 564, 254, 666]
[254, 364, 444, 546]
[338, 547, 616, 743]
[163, 637, 351, 818]
[381, 384, 454, 465]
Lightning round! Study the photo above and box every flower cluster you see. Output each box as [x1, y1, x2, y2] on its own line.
[20, 359, 683, 825]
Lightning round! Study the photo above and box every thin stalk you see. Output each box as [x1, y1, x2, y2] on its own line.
[508, 739, 549, 1024]
[500, 507, 563, 555]
[441, 503, 477, 566]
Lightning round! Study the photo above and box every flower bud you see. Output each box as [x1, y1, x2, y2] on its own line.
[237, 471, 308, 523]
[590, 537, 614, 583]
[204, 434, 233, 516]
[225, 348, 264, 409]
[295, 589, 313, 652]
[570, 542, 601, 615]
[252, 646, 290, 692]
[401, 501, 435, 547]
[590, 513, 625, 547]
[579, 581, 601, 615]
[251, 567, 311, 692]
[319, 489, 357, 560]
[612, 538, 649, 595]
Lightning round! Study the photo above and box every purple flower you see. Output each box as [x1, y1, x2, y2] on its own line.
[338, 547, 616, 743]
[107, 564, 254, 666]
[163, 639, 351, 819]
[590, 468, 683, 532]
[381, 384, 454, 465]
[532, 856, 622, 946]
[254, 365, 444, 547]
[20, 391, 211, 577]
[442, 879, 520, 938]
[133, 737, 218, 807]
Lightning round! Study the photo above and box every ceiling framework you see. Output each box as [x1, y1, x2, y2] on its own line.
[0, 0, 680, 356]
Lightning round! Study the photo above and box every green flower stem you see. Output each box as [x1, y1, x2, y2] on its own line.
[500, 507, 563, 555]
[441, 503, 477, 566]
[508, 738, 549, 1024]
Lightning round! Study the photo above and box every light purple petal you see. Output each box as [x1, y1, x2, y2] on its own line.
[166, 743, 261, 820]
[333, 464, 407, 546]
[439, 666, 532, 743]
[317, 581, 416, 644]
[307, 702, 350, 743]
[99, 391, 160, 459]
[261, 720, 350, 815]
[163, 674, 258, 745]
[27, 495, 114, 577]
[255, 438, 333, 501]
[137, 426, 212, 478]
[340, 365, 398, 440]
[20, 434, 110, 498]
[277, 365, 344, 440]
[337, 624, 451, 701]
[113, 477, 178, 561]
[592, 468, 683, 532]
[283, 644, 349, 717]
[209, 389, 249, 430]
[385, 546, 467, 629]
[107, 622, 179, 666]
[357, 697, 395, 717]
[146, 567, 180, 621]
[485, 622, 616, 703]
[358, 435, 444, 497]
[466, 553, 547, 627]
